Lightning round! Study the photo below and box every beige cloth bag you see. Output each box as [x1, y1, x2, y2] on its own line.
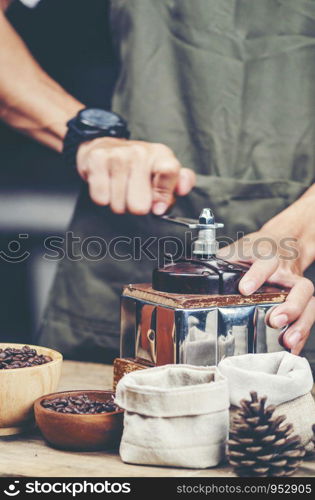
[218, 352, 315, 451]
[115, 364, 229, 469]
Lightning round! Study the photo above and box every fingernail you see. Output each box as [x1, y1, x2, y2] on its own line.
[241, 279, 256, 295]
[272, 314, 289, 329]
[153, 202, 167, 215]
[285, 330, 302, 348]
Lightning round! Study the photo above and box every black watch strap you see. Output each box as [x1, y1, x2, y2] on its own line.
[62, 119, 99, 170]
[63, 111, 130, 169]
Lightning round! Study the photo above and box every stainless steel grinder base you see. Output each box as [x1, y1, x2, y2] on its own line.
[120, 284, 287, 366]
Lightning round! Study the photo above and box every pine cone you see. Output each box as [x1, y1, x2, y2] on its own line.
[228, 391, 305, 477]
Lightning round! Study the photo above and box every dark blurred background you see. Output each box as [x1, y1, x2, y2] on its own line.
[0, 0, 118, 343]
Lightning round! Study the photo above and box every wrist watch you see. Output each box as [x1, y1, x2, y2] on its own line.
[63, 108, 130, 169]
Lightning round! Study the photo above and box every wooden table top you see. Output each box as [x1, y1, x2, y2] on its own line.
[0, 361, 314, 478]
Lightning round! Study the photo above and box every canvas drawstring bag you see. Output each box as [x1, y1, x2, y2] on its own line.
[218, 352, 315, 452]
[115, 364, 229, 468]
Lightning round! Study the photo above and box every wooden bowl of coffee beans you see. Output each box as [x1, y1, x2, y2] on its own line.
[34, 390, 124, 451]
[0, 343, 62, 436]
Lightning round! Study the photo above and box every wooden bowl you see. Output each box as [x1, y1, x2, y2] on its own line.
[34, 390, 124, 451]
[0, 343, 62, 436]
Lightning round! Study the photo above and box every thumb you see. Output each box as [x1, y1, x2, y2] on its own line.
[175, 168, 196, 196]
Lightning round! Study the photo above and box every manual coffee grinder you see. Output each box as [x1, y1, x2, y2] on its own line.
[120, 209, 287, 367]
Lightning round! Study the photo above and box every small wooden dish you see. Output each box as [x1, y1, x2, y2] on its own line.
[34, 390, 124, 451]
[0, 343, 62, 436]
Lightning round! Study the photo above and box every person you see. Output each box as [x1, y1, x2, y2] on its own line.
[1, 0, 315, 362]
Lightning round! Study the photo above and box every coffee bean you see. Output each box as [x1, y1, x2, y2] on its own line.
[42, 401, 52, 408]
[41, 394, 119, 415]
[0, 346, 53, 370]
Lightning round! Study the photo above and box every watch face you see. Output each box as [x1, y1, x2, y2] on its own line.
[79, 108, 124, 130]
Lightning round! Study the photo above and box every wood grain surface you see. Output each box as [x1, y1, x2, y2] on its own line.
[0, 360, 314, 477]
[123, 284, 288, 308]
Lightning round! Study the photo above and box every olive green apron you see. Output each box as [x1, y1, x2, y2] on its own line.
[39, 0, 315, 361]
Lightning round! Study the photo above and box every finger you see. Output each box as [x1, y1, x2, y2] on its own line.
[217, 235, 255, 263]
[127, 165, 152, 215]
[282, 296, 315, 354]
[268, 277, 314, 329]
[239, 255, 279, 295]
[109, 158, 129, 214]
[217, 243, 236, 260]
[88, 169, 110, 206]
[151, 159, 181, 215]
[85, 150, 110, 206]
[175, 168, 196, 196]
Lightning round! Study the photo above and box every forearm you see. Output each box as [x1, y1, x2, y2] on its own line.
[0, 0, 12, 11]
[261, 183, 315, 270]
[0, 10, 83, 151]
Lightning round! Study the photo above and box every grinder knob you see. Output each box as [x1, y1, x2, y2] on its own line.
[162, 208, 223, 258]
[199, 208, 215, 225]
